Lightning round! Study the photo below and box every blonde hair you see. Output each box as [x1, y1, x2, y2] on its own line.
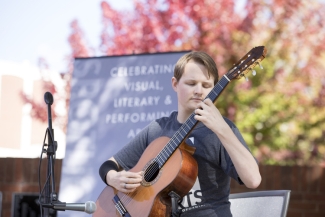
[174, 51, 219, 84]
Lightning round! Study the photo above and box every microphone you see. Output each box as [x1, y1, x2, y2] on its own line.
[44, 92, 54, 105]
[44, 201, 97, 214]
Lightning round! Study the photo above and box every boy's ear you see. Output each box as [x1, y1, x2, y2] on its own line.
[171, 77, 178, 91]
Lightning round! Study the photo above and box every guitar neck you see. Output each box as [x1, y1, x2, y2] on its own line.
[156, 75, 230, 168]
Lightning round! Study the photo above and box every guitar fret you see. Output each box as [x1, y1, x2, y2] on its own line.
[180, 126, 187, 135]
[164, 145, 172, 156]
[187, 115, 196, 128]
[167, 145, 173, 154]
[212, 89, 218, 96]
[171, 135, 182, 149]
[179, 131, 187, 141]
[174, 132, 185, 147]
[160, 155, 166, 164]
[221, 77, 228, 86]
[174, 134, 182, 143]
[160, 149, 167, 160]
[157, 154, 164, 164]
[183, 122, 191, 131]
[223, 74, 230, 81]
[157, 144, 174, 168]
[188, 116, 195, 125]
[207, 77, 229, 102]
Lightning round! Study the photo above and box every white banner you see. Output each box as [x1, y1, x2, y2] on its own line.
[59, 51, 188, 217]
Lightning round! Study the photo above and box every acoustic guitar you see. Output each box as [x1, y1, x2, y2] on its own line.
[94, 46, 267, 217]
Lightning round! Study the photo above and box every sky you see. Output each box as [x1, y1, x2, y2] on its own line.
[0, 0, 250, 74]
[0, 0, 250, 159]
[2, 0, 325, 75]
[0, 0, 134, 73]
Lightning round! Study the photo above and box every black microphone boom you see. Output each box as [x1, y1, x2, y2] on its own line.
[42, 91, 56, 216]
[40, 92, 97, 215]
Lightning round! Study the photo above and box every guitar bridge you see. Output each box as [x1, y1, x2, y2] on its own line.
[113, 194, 131, 217]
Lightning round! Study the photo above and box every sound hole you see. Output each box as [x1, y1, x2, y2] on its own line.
[143, 161, 160, 182]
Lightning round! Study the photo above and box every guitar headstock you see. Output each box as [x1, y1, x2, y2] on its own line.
[226, 46, 267, 81]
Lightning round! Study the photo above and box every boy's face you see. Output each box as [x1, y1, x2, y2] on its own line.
[172, 60, 215, 117]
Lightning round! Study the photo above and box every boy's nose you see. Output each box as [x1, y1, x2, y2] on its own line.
[194, 85, 203, 95]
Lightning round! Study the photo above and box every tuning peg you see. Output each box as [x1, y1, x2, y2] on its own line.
[258, 62, 263, 69]
[243, 74, 249, 81]
[252, 70, 256, 76]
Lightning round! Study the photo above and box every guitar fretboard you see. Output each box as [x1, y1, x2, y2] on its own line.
[155, 75, 230, 168]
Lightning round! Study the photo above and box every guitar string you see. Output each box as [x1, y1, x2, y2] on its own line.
[131, 78, 230, 192]
[121, 79, 228, 201]
[116, 77, 229, 212]
[116, 128, 188, 210]
[112, 55, 263, 213]
[120, 55, 262, 208]
[145, 77, 229, 181]
[115, 77, 230, 212]
[116, 137, 184, 213]
[117, 56, 262, 214]
[116, 77, 229, 208]
[146, 76, 229, 178]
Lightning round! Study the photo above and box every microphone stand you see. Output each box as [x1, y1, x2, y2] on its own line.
[42, 92, 60, 216]
[40, 92, 97, 215]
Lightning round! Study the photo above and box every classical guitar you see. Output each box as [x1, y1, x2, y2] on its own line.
[94, 46, 267, 217]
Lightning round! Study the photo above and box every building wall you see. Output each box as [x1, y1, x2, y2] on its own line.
[0, 62, 66, 159]
[0, 158, 62, 217]
[0, 159, 324, 217]
[0, 60, 67, 216]
[230, 165, 325, 217]
[0, 75, 24, 150]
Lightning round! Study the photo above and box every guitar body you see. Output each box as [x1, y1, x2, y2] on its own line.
[94, 136, 198, 217]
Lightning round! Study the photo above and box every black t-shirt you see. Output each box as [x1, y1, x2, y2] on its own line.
[114, 111, 251, 217]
